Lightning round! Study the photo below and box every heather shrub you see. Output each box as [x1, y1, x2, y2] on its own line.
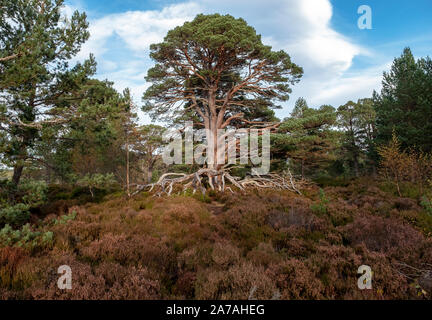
[39, 199, 76, 217]
[173, 271, 196, 298]
[79, 233, 178, 287]
[319, 194, 356, 227]
[220, 195, 275, 250]
[150, 197, 212, 246]
[246, 242, 281, 267]
[79, 233, 129, 263]
[306, 245, 363, 299]
[94, 262, 160, 299]
[0, 183, 430, 300]
[0, 247, 27, 289]
[22, 251, 160, 300]
[267, 207, 320, 231]
[195, 262, 277, 299]
[177, 244, 213, 272]
[272, 236, 317, 258]
[343, 215, 424, 262]
[53, 221, 102, 250]
[351, 245, 420, 299]
[327, 206, 354, 227]
[26, 254, 108, 299]
[211, 240, 240, 268]
[268, 258, 324, 299]
[265, 244, 418, 300]
[309, 245, 418, 299]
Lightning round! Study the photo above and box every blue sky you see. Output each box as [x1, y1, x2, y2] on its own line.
[64, 0, 432, 123]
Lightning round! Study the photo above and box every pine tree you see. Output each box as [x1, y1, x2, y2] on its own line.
[337, 98, 376, 176]
[132, 125, 165, 184]
[143, 14, 303, 183]
[374, 47, 432, 152]
[0, 0, 94, 186]
[274, 99, 337, 178]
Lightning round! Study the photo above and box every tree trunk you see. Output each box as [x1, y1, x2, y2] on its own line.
[12, 164, 24, 186]
[370, 164, 377, 177]
[205, 100, 221, 187]
[142, 164, 153, 184]
[147, 168, 152, 184]
[353, 157, 359, 177]
[126, 131, 130, 198]
[301, 159, 305, 179]
[45, 165, 52, 185]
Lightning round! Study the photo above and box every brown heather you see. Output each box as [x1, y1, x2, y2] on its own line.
[0, 180, 431, 300]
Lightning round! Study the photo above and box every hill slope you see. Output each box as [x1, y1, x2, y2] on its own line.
[1, 180, 431, 299]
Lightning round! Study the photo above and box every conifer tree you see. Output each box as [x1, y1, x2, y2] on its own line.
[274, 98, 337, 178]
[374, 47, 432, 152]
[0, 0, 94, 186]
[143, 14, 303, 181]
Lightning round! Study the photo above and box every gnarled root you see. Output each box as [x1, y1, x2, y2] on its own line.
[132, 168, 302, 197]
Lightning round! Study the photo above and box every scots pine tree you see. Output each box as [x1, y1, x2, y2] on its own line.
[374, 47, 432, 153]
[143, 14, 303, 178]
[0, 0, 94, 186]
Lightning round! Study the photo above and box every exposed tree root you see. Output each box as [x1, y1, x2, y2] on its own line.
[132, 168, 302, 197]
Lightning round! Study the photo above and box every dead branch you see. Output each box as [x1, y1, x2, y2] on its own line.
[392, 261, 432, 293]
[14, 118, 69, 129]
[0, 54, 19, 62]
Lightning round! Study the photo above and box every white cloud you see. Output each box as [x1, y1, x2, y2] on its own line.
[72, 0, 387, 123]
[199, 0, 380, 113]
[61, 4, 76, 18]
[293, 65, 386, 109]
[199, 0, 368, 76]
[76, 2, 202, 60]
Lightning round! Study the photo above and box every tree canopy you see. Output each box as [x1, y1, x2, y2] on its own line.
[0, 0, 94, 185]
[337, 98, 376, 176]
[374, 47, 432, 153]
[143, 13, 303, 179]
[273, 98, 338, 178]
